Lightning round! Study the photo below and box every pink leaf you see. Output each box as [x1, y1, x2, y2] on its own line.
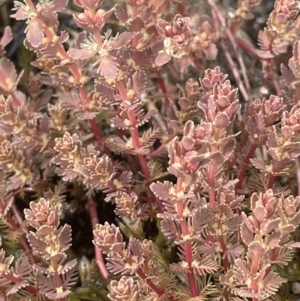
[156, 20, 169, 38]
[130, 16, 145, 31]
[203, 43, 218, 60]
[98, 56, 119, 79]
[68, 48, 95, 60]
[132, 71, 147, 96]
[214, 112, 230, 128]
[51, 0, 69, 13]
[115, 5, 128, 23]
[111, 32, 138, 49]
[0, 27, 13, 48]
[0, 57, 17, 85]
[256, 49, 274, 59]
[26, 18, 44, 48]
[155, 52, 171, 66]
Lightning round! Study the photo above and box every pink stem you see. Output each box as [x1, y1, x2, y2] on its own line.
[23, 0, 106, 152]
[116, 80, 164, 211]
[268, 160, 280, 189]
[236, 37, 258, 57]
[208, 0, 250, 92]
[176, 177, 198, 297]
[5, 272, 38, 295]
[236, 144, 257, 190]
[219, 236, 229, 271]
[220, 40, 248, 101]
[137, 269, 178, 301]
[156, 75, 170, 120]
[208, 165, 216, 210]
[87, 198, 110, 280]
[0, 201, 35, 265]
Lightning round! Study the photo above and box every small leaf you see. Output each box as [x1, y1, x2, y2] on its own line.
[155, 52, 171, 66]
[214, 112, 230, 128]
[98, 56, 119, 79]
[68, 48, 95, 60]
[26, 18, 44, 48]
[115, 5, 128, 23]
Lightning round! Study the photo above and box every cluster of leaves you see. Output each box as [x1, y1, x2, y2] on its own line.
[1, 0, 300, 300]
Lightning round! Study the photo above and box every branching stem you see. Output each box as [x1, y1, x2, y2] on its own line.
[116, 80, 164, 211]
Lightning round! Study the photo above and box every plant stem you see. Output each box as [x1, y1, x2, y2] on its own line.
[268, 160, 280, 189]
[176, 177, 198, 297]
[221, 40, 248, 101]
[0, 201, 35, 265]
[5, 272, 38, 295]
[208, 164, 216, 210]
[137, 268, 177, 301]
[208, 0, 250, 94]
[156, 75, 170, 120]
[236, 143, 257, 190]
[87, 198, 110, 280]
[115, 80, 164, 211]
[25, 0, 107, 152]
[219, 236, 229, 271]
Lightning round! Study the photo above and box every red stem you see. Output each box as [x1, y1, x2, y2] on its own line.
[0, 201, 35, 265]
[24, 1, 106, 152]
[176, 177, 198, 297]
[268, 160, 280, 189]
[268, 174, 275, 189]
[220, 40, 248, 101]
[87, 198, 110, 280]
[207, 0, 250, 93]
[115, 80, 164, 211]
[235, 37, 258, 57]
[236, 144, 257, 190]
[137, 268, 177, 301]
[219, 236, 229, 271]
[156, 75, 170, 120]
[208, 164, 216, 210]
[4, 272, 38, 295]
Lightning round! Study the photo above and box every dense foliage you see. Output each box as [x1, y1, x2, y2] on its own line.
[1, 0, 300, 300]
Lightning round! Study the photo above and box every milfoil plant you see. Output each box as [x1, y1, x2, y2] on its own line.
[0, 0, 300, 300]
